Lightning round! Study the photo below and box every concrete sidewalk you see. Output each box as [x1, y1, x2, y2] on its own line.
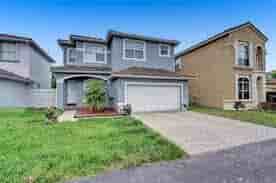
[58, 110, 77, 122]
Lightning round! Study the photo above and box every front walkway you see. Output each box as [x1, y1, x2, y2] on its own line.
[134, 111, 276, 155]
[58, 110, 77, 122]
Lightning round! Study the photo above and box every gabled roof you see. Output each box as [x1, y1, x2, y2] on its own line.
[111, 67, 195, 80]
[106, 30, 180, 45]
[58, 34, 106, 47]
[175, 22, 268, 59]
[58, 30, 180, 47]
[70, 34, 107, 44]
[0, 68, 33, 83]
[0, 34, 55, 63]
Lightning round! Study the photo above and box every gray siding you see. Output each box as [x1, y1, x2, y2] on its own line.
[30, 47, 52, 88]
[0, 42, 31, 78]
[110, 37, 175, 72]
[0, 79, 30, 107]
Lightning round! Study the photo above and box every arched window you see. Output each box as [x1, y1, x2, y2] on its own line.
[238, 77, 250, 100]
[256, 46, 263, 70]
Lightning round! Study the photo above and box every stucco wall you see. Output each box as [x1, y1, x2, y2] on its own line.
[179, 36, 232, 108]
[179, 26, 267, 108]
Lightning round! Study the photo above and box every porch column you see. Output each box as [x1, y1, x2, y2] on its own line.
[56, 79, 65, 109]
[252, 75, 258, 105]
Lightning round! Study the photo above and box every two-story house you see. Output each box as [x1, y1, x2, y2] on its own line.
[175, 22, 267, 110]
[0, 34, 55, 107]
[52, 31, 193, 112]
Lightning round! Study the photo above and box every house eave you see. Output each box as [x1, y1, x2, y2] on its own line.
[52, 70, 112, 75]
[110, 74, 194, 80]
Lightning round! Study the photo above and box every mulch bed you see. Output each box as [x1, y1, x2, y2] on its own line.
[75, 107, 122, 118]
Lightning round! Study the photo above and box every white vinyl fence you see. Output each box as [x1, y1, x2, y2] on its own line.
[29, 89, 56, 107]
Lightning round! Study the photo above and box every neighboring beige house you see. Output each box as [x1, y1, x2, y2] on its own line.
[265, 71, 276, 103]
[175, 22, 268, 109]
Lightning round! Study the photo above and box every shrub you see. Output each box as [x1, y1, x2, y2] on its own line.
[123, 104, 132, 115]
[45, 107, 60, 124]
[258, 102, 276, 111]
[233, 101, 245, 111]
[84, 80, 106, 112]
[271, 72, 276, 79]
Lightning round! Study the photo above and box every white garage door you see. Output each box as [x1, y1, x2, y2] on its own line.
[126, 83, 181, 112]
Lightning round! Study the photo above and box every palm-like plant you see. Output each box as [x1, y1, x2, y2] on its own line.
[84, 80, 106, 111]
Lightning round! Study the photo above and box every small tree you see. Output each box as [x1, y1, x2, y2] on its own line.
[84, 80, 106, 111]
[271, 72, 276, 79]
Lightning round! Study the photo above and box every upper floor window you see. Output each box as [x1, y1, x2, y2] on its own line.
[238, 41, 249, 66]
[238, 77, 250, 100]
[0, 42, 17, 61]
[84, 44, 106, 64]
[159, 44, 170, 57]
[123, 39, 145, 61]
[68, 48, 78, 64]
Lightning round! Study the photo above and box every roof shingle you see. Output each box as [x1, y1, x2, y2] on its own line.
[0, 68, 33, 83]
[112, 67, 194, 80]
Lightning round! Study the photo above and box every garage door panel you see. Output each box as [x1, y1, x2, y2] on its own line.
[127, 84, 180, 112]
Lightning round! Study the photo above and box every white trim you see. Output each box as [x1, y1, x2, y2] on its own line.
[122, 38, 146, 61]
[249, 42, 254, 67]
[255, 44, 265, 71]
[235, 74, 252, 101]
[235, 40, 254, 68]
[234, 40, 239, 65]
[111, 74, 193, 80]
[254, 73, 266, 103]
[124, 81, 184, 108]
[53, 70, 112, 74]
[159, 44, 170, 57]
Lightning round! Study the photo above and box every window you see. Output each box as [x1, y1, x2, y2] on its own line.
[0, 42, 17, 61]
[68, 48, 78, 64]
[238, 41, 249, 66]
[238, 77, 250, 100]
[123, 39, 145, 61]
[159, 44, 170, 57]
[83, 44, 106, 64]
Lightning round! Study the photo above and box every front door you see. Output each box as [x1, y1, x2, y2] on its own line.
[67, 80, 81, 105]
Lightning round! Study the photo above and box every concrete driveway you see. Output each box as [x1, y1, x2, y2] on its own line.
[134, 111, 276, 155]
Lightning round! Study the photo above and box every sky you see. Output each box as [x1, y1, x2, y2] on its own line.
[1, 0, 275, 70]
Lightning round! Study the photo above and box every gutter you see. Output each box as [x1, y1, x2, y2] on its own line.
[110, 74, 196, 80]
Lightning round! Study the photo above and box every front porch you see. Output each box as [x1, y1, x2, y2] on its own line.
[56, 74, 111, 109]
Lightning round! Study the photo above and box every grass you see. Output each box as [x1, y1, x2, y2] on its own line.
[0, 108, 184, 183]
[190, 105, 276, 128]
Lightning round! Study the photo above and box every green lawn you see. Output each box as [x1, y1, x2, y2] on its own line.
[190, 105, 276, 128]
[0, 108, 184, 183]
